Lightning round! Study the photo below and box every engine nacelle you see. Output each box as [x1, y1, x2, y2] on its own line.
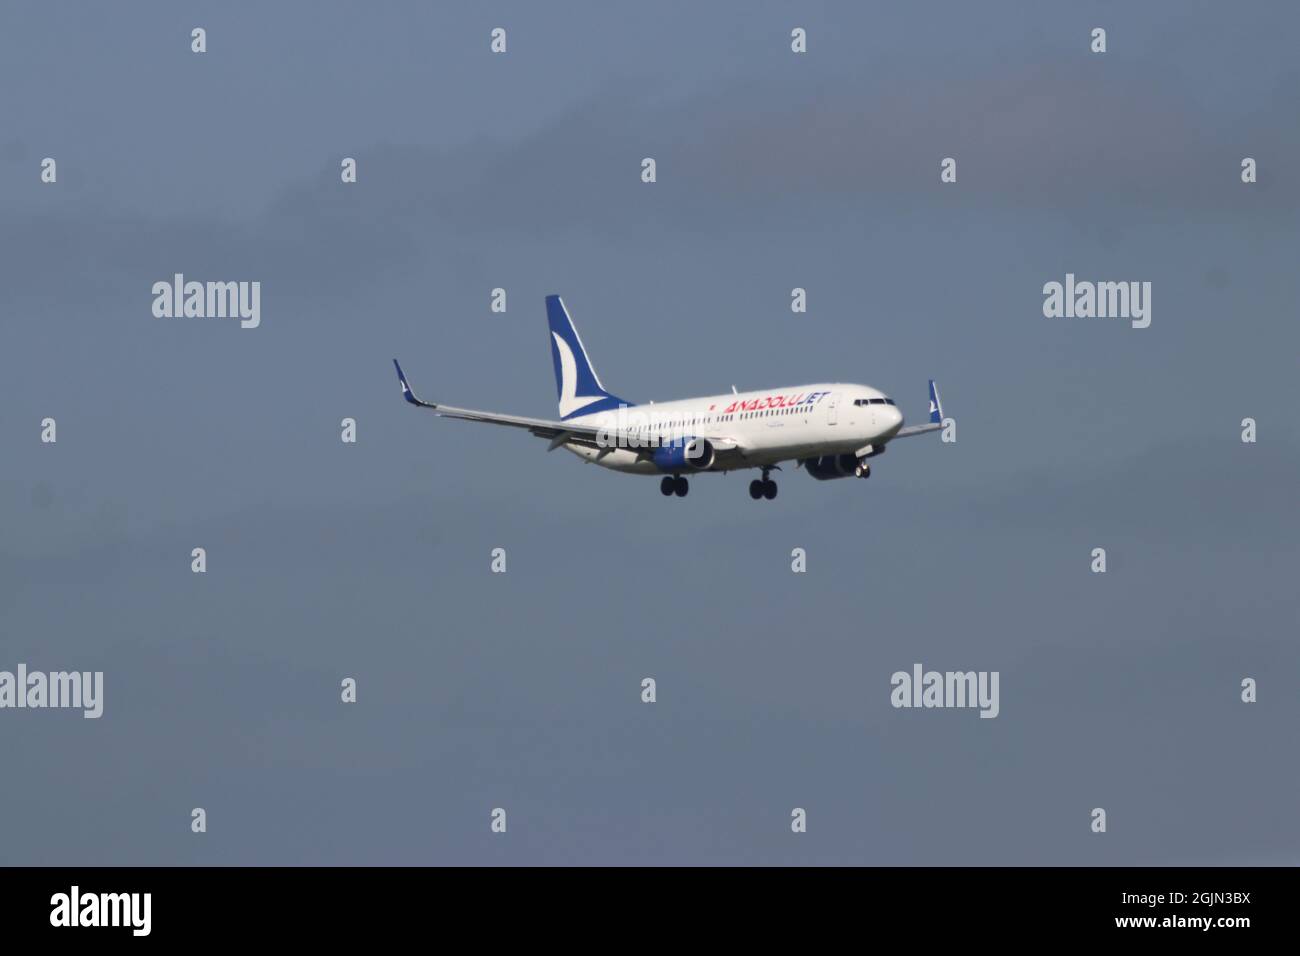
[653, 437, 715, 472]
[802, 454, 861, 480]
[802, 451, 881, 479]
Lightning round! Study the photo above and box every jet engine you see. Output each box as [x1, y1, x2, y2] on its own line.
[802, 450, 879, 480]
[653, 438, 715, 472]
[802, 454, 858, 480]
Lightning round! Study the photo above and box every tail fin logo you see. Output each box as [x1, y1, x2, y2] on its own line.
[553, 332, 605, 418]
[546, 295, 632, 420]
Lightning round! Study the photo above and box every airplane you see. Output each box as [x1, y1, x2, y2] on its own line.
[393, 295, 946, 500]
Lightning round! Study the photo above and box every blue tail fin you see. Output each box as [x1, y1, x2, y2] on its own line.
[928, 380, 944, 424]
[546, 295, 632, 419]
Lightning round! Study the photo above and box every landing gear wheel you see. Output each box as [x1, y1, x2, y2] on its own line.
[762, 480, 778, 500]
[856, 464, 871, 479]
[749, 480, 763, 500]
[660, 477, 675, 496]
[673, 476, 689, 497]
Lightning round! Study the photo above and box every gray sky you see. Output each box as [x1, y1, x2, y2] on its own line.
[1, 1, 1297, 864]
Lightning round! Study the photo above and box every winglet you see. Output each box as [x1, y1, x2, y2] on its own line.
[928, 379, 944, 424]
[393, 360, 437, 409]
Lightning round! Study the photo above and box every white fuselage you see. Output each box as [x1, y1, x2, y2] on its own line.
[563, 383, 904, 474]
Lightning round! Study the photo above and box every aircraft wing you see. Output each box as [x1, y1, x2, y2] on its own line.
[392, 360, 749, 455]
[891, 423, 943, 439]
[395, 360, 622, 449]
[891, 379, 947, 439]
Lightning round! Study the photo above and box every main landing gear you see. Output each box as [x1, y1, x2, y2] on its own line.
[748, 466, 778, 501]
[660, 475, 689, 497]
